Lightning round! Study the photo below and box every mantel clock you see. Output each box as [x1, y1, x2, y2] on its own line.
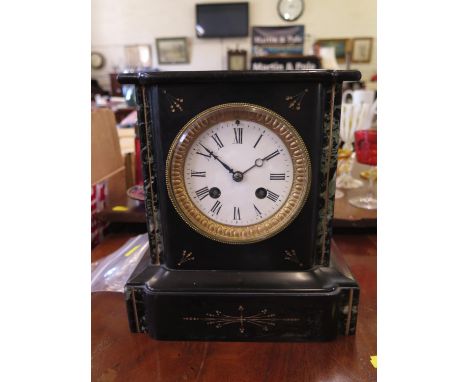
[119, 70, 361, 341]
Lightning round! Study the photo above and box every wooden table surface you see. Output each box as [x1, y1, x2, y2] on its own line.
[92, 233, 377, 382]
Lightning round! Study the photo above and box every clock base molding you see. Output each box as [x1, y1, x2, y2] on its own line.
[125, 249, 359, 342]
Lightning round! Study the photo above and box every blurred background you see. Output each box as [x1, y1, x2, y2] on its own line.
[91, 0, 377, 247]
[92, 0, 376, 87]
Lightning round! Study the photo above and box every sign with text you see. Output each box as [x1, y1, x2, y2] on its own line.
[251, 56, 321, 71]
[252, 26, 304, 56]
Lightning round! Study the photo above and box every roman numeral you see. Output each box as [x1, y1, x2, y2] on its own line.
[191, 171, 206, 177]
[270, 173, 285, 180]
[253, 133, 263, 148]
[254, 204, 262, 216]
[264, 149, 280, 161]
[266, 190, 280, 202]
[196, 151, 211, 159]
[211, 133, 224, 149]
[210, 200, 222, 215]
[233, 128, 243, 144]
[233, 206, 241, 221]
[195, 186, 209, 200]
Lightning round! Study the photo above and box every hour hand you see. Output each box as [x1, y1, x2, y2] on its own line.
[241, 150, 280, 176]
[242, 158, 265, 175]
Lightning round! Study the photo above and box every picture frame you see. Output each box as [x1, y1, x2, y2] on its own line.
[351, 37, 373, 63]
[227, 49, 247, 70]
[156, 37, 189, 64]
[315, 38, 350, 63]
[124, 45, 152, 68]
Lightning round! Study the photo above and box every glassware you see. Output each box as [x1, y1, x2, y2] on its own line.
[335, 189, 344, 199]
[336, 103, 364, 189]
[348, 129, 377, 210]
[336, 149, 363, 189]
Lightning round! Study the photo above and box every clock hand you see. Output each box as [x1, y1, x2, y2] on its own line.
[242, 150, 281, 176]
[199, 143, 235, 174]
[241, 158, 264, 176]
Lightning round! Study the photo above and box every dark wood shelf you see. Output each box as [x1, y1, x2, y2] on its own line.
[96, 207, 145, 224]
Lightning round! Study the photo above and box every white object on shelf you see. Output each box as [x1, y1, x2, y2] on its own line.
[342, 89, 375, 105]
[319, 46, 339, 70]
[117, 127, 135, 155]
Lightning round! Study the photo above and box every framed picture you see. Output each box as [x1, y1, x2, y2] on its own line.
[227, 49, 247, 70]
[124, 45, 152, 68]
[156, 37, 189, 64]
[316, 39, 350, 63]
[351, 38, 373, 63]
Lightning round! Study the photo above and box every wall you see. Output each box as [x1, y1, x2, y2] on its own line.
[92, 0, 376, 90]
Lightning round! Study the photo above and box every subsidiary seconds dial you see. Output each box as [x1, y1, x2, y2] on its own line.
[167, 103, 311, 244]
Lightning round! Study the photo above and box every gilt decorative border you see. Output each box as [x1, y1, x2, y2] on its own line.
[166, 103, 312, 244]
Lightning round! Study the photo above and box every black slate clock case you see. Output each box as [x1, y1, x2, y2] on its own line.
[119, 70, 361, 341]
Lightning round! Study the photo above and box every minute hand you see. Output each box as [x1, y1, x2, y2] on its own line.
[200, 143, 235, 174]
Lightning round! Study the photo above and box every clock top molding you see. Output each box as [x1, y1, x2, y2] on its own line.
[118, 70, 361, 85]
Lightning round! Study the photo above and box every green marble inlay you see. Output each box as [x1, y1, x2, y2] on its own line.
[315, 83, 343, 266]
[137, 86, 162, 264]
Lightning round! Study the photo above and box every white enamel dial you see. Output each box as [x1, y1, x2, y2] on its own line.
[184, 119, 294, 226]
[277, 0, 304, 22]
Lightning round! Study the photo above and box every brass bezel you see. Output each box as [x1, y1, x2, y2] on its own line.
[166, 103, 311, 244]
